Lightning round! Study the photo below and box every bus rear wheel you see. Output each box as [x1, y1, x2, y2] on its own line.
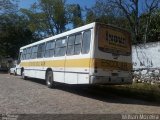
[46, 71, 55, 88]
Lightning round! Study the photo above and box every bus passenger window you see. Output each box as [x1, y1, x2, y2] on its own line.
[22, 49, 26, 60]
[20, 51, 23, 60]
[45, 41, 55, 57]
[67, 35, 75, 55]
[82, 30, 91, 54]
[31, 46, 38, 59]
[21, 51, 23, 60]
[67, 33, 82, 56]
[74, 34, 82, 55]
[26, 47, 31, 59]
[37, 43, 45, 58]
[55, 38, 67, 57]
[26, 48, 28, 59]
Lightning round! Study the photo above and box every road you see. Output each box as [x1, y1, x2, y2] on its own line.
[0, 73, 160, 114]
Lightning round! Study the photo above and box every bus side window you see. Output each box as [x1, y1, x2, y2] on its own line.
[55, 37, 67, 57]
[74, 33, 82, 55]
[21, 50, 24, 60]
[20, 51, 23, 60]
[22, 49, 26, 60]
[37, 43, 45, 58]
[31, 47, 34, 59]
[26, 47, 31, 60]
[67, 33, 82, 56]
[82, 30, 91, 54]
[45, 40, 55, 58]
[31, 45, 38, 59]
[29, 47, 32, 59]
[67, 35, 75, 55]
[26, 48, 29, 59]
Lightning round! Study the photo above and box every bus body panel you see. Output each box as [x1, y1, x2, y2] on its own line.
[89, 23, 132, 84]
[18, 22, 132, 85]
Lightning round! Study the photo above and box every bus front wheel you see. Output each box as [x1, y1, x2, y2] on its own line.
[14, 70, 17, 76]
[22, 71, 27, 80]
[46, 71, 55, 88]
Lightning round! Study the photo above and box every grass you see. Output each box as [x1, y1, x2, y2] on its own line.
[97, 83, 160, 103]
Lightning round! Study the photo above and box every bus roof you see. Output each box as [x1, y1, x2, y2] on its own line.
[20, 22, 96, 50]
[20, 22, 130, 50]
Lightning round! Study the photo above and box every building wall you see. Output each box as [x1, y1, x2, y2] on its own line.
[132, 42, 160, 70]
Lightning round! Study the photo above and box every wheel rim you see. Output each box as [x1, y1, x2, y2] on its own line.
[22, 72, 25, 79]
[47, 74, 52, 85]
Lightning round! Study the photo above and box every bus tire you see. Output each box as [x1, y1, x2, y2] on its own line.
[14, 70, 17, 76]
[22, 71, 27, 80]
[46, 71, 55, 88]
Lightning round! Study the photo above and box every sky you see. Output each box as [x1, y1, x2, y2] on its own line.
[18, 0, 96, 29]
[18, 0, 146, 15]
[18, 0, 95, 9]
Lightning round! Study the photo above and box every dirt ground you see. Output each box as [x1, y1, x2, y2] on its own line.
[0, 73, 160, 115]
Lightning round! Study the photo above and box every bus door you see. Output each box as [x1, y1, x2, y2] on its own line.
[53, 37, 67, 83]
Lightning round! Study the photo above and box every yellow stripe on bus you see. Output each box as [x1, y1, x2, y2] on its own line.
[20, 59, 91, 68]
[20, 58, 132, 71]
[94, 59, 132, 71]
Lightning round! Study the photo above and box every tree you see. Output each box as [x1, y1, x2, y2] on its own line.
[86, 0, 160, 44]
[0, 0, 35, 58]
[147, 9, 160, 42]
[109, 0, 160, 43]
[0, 0, 18, 15]
[85, 0, 130, 28]
[0, 14, 36, 58]
[40, 0, 67, 34]
[20, 7, 50, 39]
[142, 0, 160, 43]
[21, 0, 67, 37]
[67, 4, 83, 28]
[85, 9, 96, 24]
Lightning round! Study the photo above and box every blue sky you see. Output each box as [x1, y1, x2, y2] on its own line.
[18, 0, 96, 29]
[18, 0, 146, 14]
[18, 0, 95, 9]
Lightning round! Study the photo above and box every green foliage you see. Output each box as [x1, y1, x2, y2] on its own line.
[147, 9, 160, 42]
[21, 0, 68, 36]
[50, 0, 66, 33]
[0, 0, 18, 15]
[0, 0, 159, 59]
[85, 0, 130, 29]
[0, 14, 36, 58]
[85, 9, 96, 24]
[85, 0, 160, 44]
[0, 0, 37, 59]
[67, 4, 83, 28]
[20, 8, 50, 38]
[1, 0, 85, 58]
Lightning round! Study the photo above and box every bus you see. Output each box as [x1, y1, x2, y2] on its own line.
[16, 22, 132, 88]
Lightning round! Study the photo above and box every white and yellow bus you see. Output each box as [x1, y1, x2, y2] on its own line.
[16, 22, 132, 88]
